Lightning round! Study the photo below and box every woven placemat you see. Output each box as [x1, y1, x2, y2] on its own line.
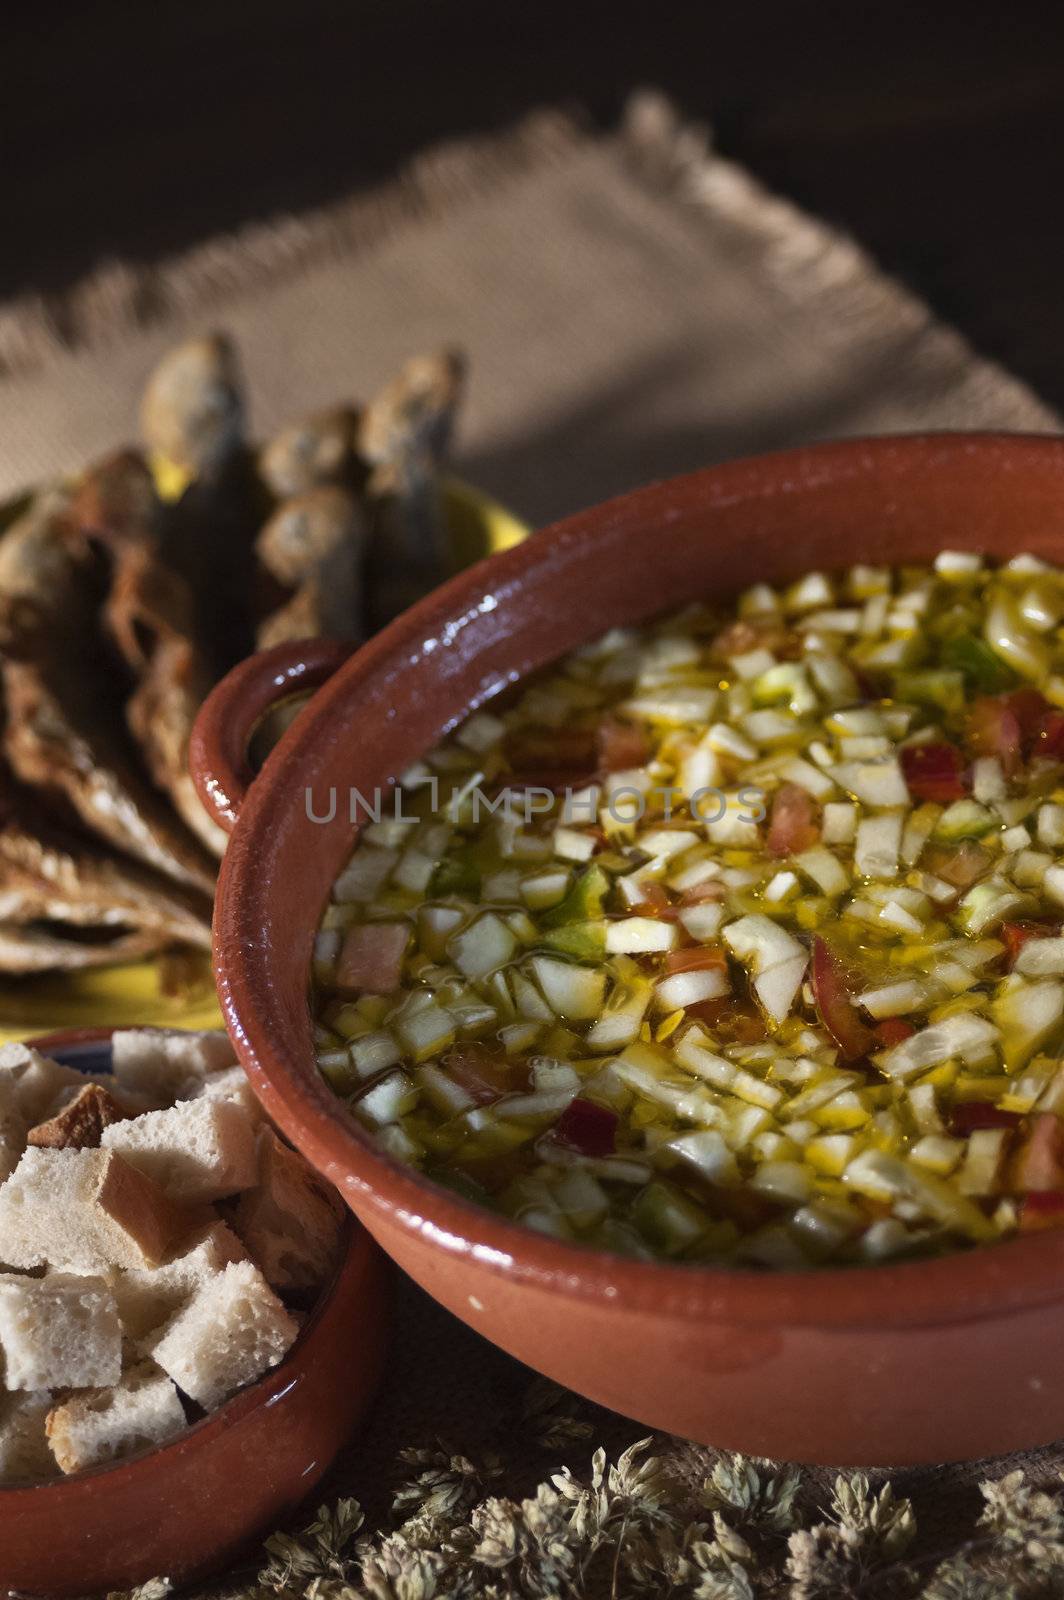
[2, 91, 1063, 1598]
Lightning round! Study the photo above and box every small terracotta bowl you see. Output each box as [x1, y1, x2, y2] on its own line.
[192, 434, 1064, 1468]
[0, 1030, 390, 1599]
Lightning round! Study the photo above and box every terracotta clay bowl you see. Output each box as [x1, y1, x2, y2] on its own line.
[0, 1030, 390, 1598]
[192, 433, 1064, 1468]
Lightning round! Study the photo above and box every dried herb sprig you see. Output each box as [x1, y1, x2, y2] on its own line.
[107, 1433, 1064, 1600]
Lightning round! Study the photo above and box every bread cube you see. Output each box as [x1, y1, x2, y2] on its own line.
[113, 1221, 250, 1339]
[28, 1083, 128, 1150]
[46, 1360, 185, 1474]
[231, 1128, 344, 1290]
[111, 1029, 236, 1106]
[102, 1098, 257, 1204]
[190, 1064, 265, 1125]
[0, 1272, 120, 1388]
[0, 1390, 57, 1483]
[0, 1045, 84, 1125]
[0, 1147, 200, 1271]
[149, 1261, 298, 1409]
[0, 1073, 26, 1183]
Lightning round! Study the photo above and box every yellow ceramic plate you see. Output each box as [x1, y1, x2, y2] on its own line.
[0, 479, 531, 1043]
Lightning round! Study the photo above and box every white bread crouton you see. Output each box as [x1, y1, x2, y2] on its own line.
[231, 1128, 344, 1290]
[0, 1147, 201, 1271]
[0, 1044, 84, 1125]
[27, 1083, 128, 1149]
[0, 1389, 58, 1483]
[0, 1074, 26, 1183]
[46, 1360, 185, 1474]
[189, 1064, 265, 1125]
[110, 1029, 235, 1106]
[102, 1098, 257, 1204]
[149, 1260, 298, 1409]
[0, 1272, 120, 1388]
[113, 1221, 250, 1339]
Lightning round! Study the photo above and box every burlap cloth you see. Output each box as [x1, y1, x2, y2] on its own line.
[2, 90, 1063, 1592]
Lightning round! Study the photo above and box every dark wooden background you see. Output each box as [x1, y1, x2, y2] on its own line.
[6, 2, 1064, 407]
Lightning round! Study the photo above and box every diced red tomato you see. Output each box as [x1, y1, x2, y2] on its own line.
[1018, 1191, 1064, 1232]
[1001, 920, 1059, 970]
[967, 689, 1050, 776]
[1010, 1113, 1064, 1193]
[874, 1018, 916, 1049]
[631, 882, 680, 921]
[923, 840, 992, 891]
[766, 783, 820, 858]
[711, 618, 800, 660]
[335, 922, 409, 995]
[596, 716, 649, 774]
[949, 1102, 1021, 1136]
[899, 741, 967, 804]
[665, 945, 728, 975]
[811, 937, 875, 1060]
[441, 1043, 520, 1106]
[679, 877, 726, 907]
[685, 996, 767, 1043]
[1036, 711, 1064, 762]
[967, 696, 1021, 776]
[552, 1097, 618, 1158]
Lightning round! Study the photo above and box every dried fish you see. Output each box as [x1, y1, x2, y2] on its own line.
[68, 454, 227, 858]
[0, 498, 216, 896]
[140, 334, 245, 483]
[357, 349, 465, 626]
[0, 923, 166, 975]
[0, 766, 211, 951]
[256, 486, 368, 648]
[259, 405, 358, 500]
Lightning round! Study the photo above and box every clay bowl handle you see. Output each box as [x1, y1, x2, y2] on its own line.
[189, 639, 354, 835]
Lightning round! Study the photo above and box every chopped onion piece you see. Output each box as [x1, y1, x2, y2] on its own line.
[821, 802, 857, 844]
[794, 846, 849, 898]
[856, 979, 929, 1018]
[605, 917, 679, 954]
[553, 826, 597, 862]
[678, 903, 725, 940]
[875, 1012, 999, 1080]
[354, 1070, 418, 1128]
[854, 814, 903, 881]
[1015, 937, 1064, 976]
[450, 913, 518, 979]
[655, 967, 729, 1011]
[530, 957, 608, 1020]
[665, 1129, 739, 1183]
[830, 758, 910, 808]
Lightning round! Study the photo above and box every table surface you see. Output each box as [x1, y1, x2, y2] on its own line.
[6, 1, 1064, 413]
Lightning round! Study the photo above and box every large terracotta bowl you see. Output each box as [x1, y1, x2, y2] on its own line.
[0, 1031, 390, 1598]
[192, 434, 1064, 1467]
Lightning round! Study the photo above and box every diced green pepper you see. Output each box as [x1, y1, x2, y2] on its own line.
[541, 865, 610, 928]
[941, 632, 1017, 694]
[893, 669, 966, 716]
[933, 799, 996, 841]
[431, 851, 482, 896]
[537, 920, 607, 959]
[632, 1180, 710, 1255]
